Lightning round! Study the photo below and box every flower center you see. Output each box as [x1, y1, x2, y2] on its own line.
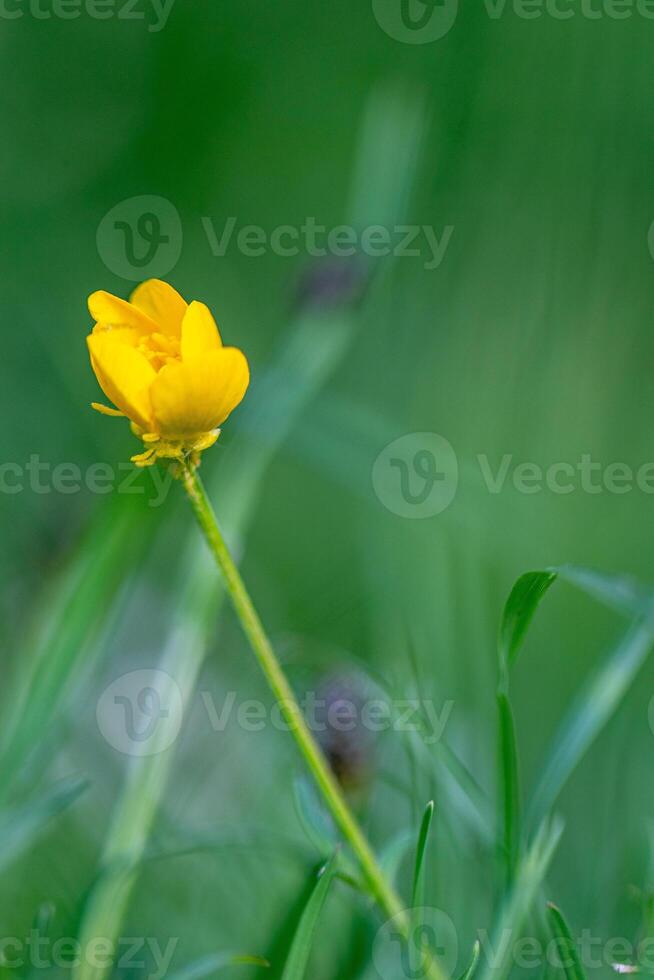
[137, 331, 181, 371]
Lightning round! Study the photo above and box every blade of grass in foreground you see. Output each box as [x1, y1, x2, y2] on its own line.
[379, 829, 415, 889]
[546, 903, 586, 980]
[457, 941, 481, 980]
[494, 567, 654, 844]
[498, 572, 558, 681]
[167, 953, 269, 980]
[74, 82, 429, 980]
[497, 691, 520, 887]
[411, 800, 434, 911]
[0, 775, 88, 873]
[528, 610, 654, 827]
[496, 571, 556, 890]
[477, 817, 564, 980]
[0, 495, 151, 804]
[280, 853, 339, 980]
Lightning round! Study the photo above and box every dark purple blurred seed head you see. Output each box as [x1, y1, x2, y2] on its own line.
[294, 257, 369, 312]
[312, 670, 374, 790]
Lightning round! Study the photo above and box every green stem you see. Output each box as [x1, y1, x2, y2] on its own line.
[180, 460, 444, 980]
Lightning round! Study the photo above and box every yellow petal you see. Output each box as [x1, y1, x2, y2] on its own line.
[191, 430, 220, 452]
[150, 347, 249, 438]
[87, 333, 156, 431]
[88, 290, 157, 334]
[129, 280, 187, 337]
[91, 322, 139, 344]
[180, 301, 222, 361]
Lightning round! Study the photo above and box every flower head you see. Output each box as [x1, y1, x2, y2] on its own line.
[87, 280, 249, 467]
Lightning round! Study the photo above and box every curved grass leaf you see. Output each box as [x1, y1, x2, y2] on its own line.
[392, 695, 492, 844]
[547, 903, 586, 980]
[528, 613, 654, 826]
[292, 778, 367, 894]
[411, 800, 434, 910]
[0, 775, 88, 873]
[167, 953, 269, 980]
[498, 571, 557, 686]
[379, 828, 414, 889]
[495, 571, 555, 889]
[497, 566, 654, 843]
[293, 777, 337, 856]
[457, 941, 481, 980]
[556, 566, 650, 619]
[281, 853, 339, 980]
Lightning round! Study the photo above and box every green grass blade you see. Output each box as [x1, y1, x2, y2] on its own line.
[411, 800, 434, 910]
[529, 613, 654, 826]
[0, 775, 88, 873]
[292, 778, 366, 893]
[498, 571, 558, 684]
[477, 817, 564, 980]
[347, 80, 426, 236]
[293, 777, 337, 857]
[379, 829, 414, 889]
[499, 566, 653, 683]
[0, 496, 150, 800]
[497, 692, 520, 886]
[388, 690, 493, 844]
[280, 853, 339, 980]
[457, 941, 481, 980]
[547, 903, 587, 980]
[495, 571, 555, 890]
[167, 953, 269, 980]
[496, 566, 654, 863]
[556, 565, 650, 619]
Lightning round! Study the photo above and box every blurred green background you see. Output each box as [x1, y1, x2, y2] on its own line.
[2, 1, 654, 978]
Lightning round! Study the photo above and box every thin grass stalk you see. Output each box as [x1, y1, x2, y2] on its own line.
[180, 460, 445, 980]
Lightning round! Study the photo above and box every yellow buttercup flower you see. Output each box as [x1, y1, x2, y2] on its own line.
[86, 279, 249, 467]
